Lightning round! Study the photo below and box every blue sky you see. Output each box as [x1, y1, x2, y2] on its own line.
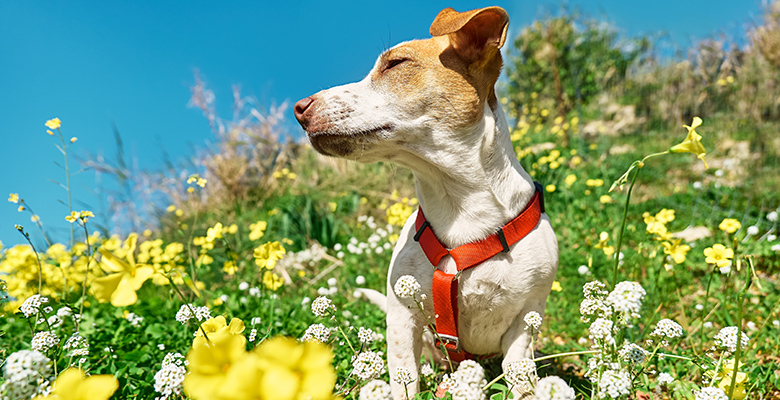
[0, 1, 764, 248]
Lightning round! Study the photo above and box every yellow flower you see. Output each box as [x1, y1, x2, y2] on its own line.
[249, 221, 268, 241]
[47, 130, 54, 135]
[17, 205, 25, 212]
[206, 222, 224, 242]
[705, 359, 748, 400]
[585, 179, 604, 187]
[564, 174, 577, 186]
[662, 239, 690, 264]
[263, 271, 284, 291]
[254, 241, 286, 270]
[655, 209, 675, 224]
[184, 332, 248, 400]
[551, 281, 562, 292]
[65, 211, 81, 223]
[223, 260, 238, 275]
[599, 195, 612, 204]
[594, 232, 615, 257]
[34, 368, 118, 400]
[328, 202, 337, 213]
[268, 208, 279, 216]
[45, 118, 62, 130]
[545, 184, 556, 193]
[703, 244, 734, 268]
[386, 201, 414, 227]
[8, 193, 19, 203]
[70, 137, 78, 143]
[227, 224, 238, 234]
[250, 337, 336, 400]
[669, 117, 708, 168]
[719, 218, 741, 234]
[193, 316, 246, 347]
[92, 234, 154, 307]
[166, 205, 176, 213]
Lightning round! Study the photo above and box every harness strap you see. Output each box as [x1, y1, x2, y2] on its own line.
[416, 182, 546, 362]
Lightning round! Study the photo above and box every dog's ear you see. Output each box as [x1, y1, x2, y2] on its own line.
[430, 6, 509, 63]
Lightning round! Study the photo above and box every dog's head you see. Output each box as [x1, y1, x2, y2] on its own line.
[294, 6, 509, 165]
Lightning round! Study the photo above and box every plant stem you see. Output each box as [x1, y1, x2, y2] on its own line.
[729, 262, 752, 399]
[612, 163, 641, 288]
[17, 228, 43, 294]
[415, 296, 454, 372]
[57, 128, 74, 247]
[77, 221, 96, 331]
[482, 350, 599, 391]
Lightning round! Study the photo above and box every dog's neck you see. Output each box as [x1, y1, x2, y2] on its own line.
[409, 102, 537, 249]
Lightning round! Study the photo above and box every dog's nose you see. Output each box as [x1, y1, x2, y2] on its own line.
[294, 96, 315, 128]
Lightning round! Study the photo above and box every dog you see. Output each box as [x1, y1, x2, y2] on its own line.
[294, 6, 558, 398]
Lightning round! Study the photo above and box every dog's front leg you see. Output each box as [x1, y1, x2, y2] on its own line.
[386, 288, 424, 399]
[500, 296, 549, 398]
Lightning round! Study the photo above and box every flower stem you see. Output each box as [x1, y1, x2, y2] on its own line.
[729, 260, 752, 399]
[56, 128, 75, 247]
[612, 163, 641, 288]
[414, 297, 454, 372]
[481, 350, 599, 391]
[16, 227, 43, 294]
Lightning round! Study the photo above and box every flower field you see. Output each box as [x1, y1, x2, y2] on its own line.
[3, 6, 780, 400]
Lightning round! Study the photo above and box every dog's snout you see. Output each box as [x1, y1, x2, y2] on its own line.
[294, 96, 315, 128]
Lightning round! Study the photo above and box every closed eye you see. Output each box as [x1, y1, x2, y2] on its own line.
[382, 58, 410, 73]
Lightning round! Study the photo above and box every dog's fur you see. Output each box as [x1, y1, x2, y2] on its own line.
[294, 7, 558, 398]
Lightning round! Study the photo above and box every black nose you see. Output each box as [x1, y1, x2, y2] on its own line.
[294, 96, 315, 128]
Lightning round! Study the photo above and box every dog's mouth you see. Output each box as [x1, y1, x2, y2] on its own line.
[307, 124, 394, 158]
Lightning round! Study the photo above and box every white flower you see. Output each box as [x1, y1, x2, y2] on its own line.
[31, 331, 59, 353]
[175, 304, 211, 324]
[1, 350, 52, 399]
[393, 275, 421, 299]
[251, 317, 262, 325]
[773, 320, 780, 328]
[693, 181, 703, 189]
[356, 275, 366, 285]
[351, 351, 385, 380]
[158, 344, 165, 350]
[618, 342, 647, 366]
[248, 329, 258, 342]
[238, 281, 249, 291]
[63, 333, 89, 357]
[523, 312, 543, 331]
[451, 360, 487, 387]
[249, 287, 261, 297]
[393, 367, 414, 385]
[746, 321, 756, 331]
[317, 287, 329, 296]
[772, 244, 780, 252]
[577, 265, 590, 275]
[650, 319, 684, 340]
[125, 312, 144, 327]
[747, 225, 759, 235]
[607, 281, 646, 318]
[421, 363, 434, 377]
[504, 359, 537, 390]
[533, 376, 575, 400]
[327, 278, 338, 287]
[358, 327, 374, 344]
[596, 370, 631, 399]
[359, 379, 392, 400]
[56, 306, 72, 319]
[588, 318, 614, 345]
[19, 294, 48, 318]
[695, 304, 704, 311]
[768, 211, 778, 222]
[47, 315, 62, 329]
[703, 321, 713, 329]
[311, 296, 336, 317]
[301, 323, 333, 343]
[768, 234, 777, 241]
[154, 353, 187, 400]
[657, 372, 674, 385]
[713, 326, 749, 353]
[694, 387, 728, 400]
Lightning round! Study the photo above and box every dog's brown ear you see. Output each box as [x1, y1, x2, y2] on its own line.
[430, 6, 509, 62]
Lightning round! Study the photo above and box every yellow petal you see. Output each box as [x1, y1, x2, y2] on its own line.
[228, 318, 245, 335]
[98, 250, 131, 273]
[259, 366, 300, 400]
[91, 273, 124, 304]
[76, 375, 119, 400]
[110, 275, 141, 307]
[52, 368, 85, 395]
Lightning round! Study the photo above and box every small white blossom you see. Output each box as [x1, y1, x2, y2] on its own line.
[356, 275, 366, 285]
[577, 265, 590, 275]
[1, 350, 52, 399]
[31, 331, 59, 353]
[175, 304, 210, 324]
[607, 281, 646, 319]
[694, 387, 728, 400]
[311, 296, 336, 317]
[596, 370, 631, 399]
[249, 328, 258, 342]
[359, 379, 392, 400]
[618, 342, 647, 366]
[747, 225, 759, 235]
[768, 211, 778, 222]
[524, 311, 543, 331]
[238, 281, 249, 291]
[249, 287, 261, 297]
[358, 327, 374, 344]
[533, 376, 575, 400]
[19, 294, 48, 318]
[504, 359, 537, 390]
[351, 351, 385, 380]
[713, 326, 749, 353]
[46, 315, 62, 329]
[589, 318, 614, 345]
[125, 312, 144, 327]
[393, 275, 421, 299]
[657, 372, 674, 385]
[420, 363, 434, 377]
[153, 353, 187, 400]
[63, 333, 89, 357]
[301, 323, 333, 343]
[327, 277, 337, 287]
[393, 367, 414, 385]
[650, 319, 684, 342]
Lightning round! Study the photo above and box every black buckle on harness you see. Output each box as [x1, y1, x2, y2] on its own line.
[533, 181, 546, 214]
[414, 220, 430, 242]
[497, 228, 510, 253]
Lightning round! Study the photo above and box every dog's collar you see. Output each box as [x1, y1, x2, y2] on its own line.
[413, 181, 546, 361]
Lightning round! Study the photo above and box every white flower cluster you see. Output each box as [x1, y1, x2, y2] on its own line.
[0, 350, 52, 400]
[46, 315, 63, 329]
[125, 312, 144, 327]
[444, 360, 487, 400]
[524, 311, 543, 331]
[19, 294, 48, 318]
[618, 342, 647, 366]
[596, 370, 631, 399]
[694, 387, 728, 400]
[713, 326, 750, 353]
[249, 328, 258, 342]
[63, 333, 90, 363]
[338, 218, 395, 258]
[606, 281, 646, 319]
[651, 319, 683, 346]
[358, 327, 374, 344]
[153, 353, 187, 400]
[351, 351, 385, 380]
[277, 242, 327, 272]
[533, 376, 575, 400]
[580, 281, 611, 323]
[358, 379, 392, 400]
[504, 359, 537, 391]
[31, 331, 59, 353]
[393, 367, 414, 385]
[393, 275, 421, 299]
[175, 304, 211, 324]
[311, 296, 336, 317]
[657, 372, 674, 385]
[421, 363, 434, 377]
[300, 323, 333, 343]
[589, 318, 615, 345]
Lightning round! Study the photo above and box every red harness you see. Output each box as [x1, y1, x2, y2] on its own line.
[413, 181, 545, 362]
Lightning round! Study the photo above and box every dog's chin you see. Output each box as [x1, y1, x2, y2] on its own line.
[306, 125, 392, 159]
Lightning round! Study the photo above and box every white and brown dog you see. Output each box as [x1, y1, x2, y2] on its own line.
[294, 6, 558, 398]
